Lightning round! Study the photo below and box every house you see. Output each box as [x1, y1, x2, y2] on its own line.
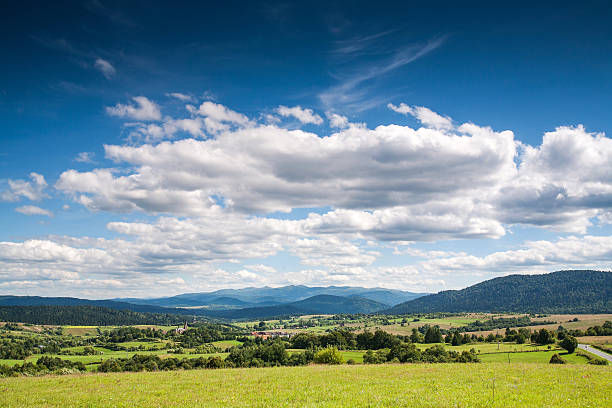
[251, 331, 291, 339]
[175, 322, 188, 334]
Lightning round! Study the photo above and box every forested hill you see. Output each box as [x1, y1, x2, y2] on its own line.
[384, 270, 612, 314]
[0, 305, 188, 326]
[0, 295, 184, 314]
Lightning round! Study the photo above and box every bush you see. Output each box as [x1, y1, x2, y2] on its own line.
[588, 358, 609, 366]
[346, 359, 356, 365]
[549, 353, 566, 364]
[313, 347, 344, 365]
[363, 349, 388, 364]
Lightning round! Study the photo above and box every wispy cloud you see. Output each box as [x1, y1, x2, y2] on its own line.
[94, 58, 116, 79]
[84, 0, 137, 27]
[75, 152, 95, 163]
[320, 35, 446, 111]
[15, 205, 53, 217]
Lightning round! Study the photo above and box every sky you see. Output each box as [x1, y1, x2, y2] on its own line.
[1, 1, 612, 299]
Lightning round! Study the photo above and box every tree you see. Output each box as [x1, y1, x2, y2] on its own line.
[410, 328, 424, 343]
[451, 332, 461, 346]
[560, 336, 578, 353]
[536, 329, 555, 345]
[424, 326, 443, 343]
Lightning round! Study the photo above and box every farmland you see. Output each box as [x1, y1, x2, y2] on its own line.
[0, 363, 609, 407]
[1, 312, 610, 408]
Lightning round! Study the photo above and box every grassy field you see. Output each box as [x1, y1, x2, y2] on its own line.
[478, 350, 589, 364]
[0, 363, 609, 407]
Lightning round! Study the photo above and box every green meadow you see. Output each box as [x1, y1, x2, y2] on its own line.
[0, 363, 609, 407]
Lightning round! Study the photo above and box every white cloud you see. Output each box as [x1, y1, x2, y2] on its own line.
[75, 152, 94, 163]
[94, 58, 116, 79]
[1, 172, 48, 202]
[106, 96, 161, 121]
[15, 205, 53, 217]
[57, 115, 517, 234]
[320, 37, 446, 110]
[276, 106, 323, 125]
[326, 112, 349, 129]
[191, 101, 249, 124]
[418, 235, 612, 275]
[493, 125, 612, 232]
[167, 92, 195, 102]
[388, 103, 453, 130]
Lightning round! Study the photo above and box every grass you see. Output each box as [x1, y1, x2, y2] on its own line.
[413, 342, 549, 354]
[0, 363, 609, 407]
[211, 340, 243, 349]
[478, 350, 590, 364]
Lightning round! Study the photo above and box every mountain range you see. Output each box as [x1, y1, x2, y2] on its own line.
[114, 285, 425, 309]
[0, 286, 425, 319]
[384, 270, 611, 314]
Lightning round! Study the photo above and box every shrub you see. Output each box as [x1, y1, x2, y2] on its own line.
[549, 354, 566, 364]
[314, 347, 344, 365]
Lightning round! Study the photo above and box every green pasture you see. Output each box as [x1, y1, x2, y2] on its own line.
[0, 363, 609, 407]
[211, 340, 242, 349]
[478, 350, 590, 364]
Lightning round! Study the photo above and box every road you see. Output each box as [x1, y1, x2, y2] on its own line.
[577, 344, 612, 363]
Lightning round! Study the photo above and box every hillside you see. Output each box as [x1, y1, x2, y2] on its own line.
[385, 270, 612, 314]
[0, 305, 187, 326]
[115, 285, 425, 309]
[207, 294, 388, 319]
[0, 296, 202, 316]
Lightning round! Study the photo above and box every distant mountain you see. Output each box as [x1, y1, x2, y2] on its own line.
[384, 270, 612, 314]
[207, 294, 389, 319]
[114, 285, 425, 309]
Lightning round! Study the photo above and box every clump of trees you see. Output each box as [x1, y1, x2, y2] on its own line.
[0, 356, 87, 377]
[225, 341, 314, 368]
[364, 344, 479, 364]
[98, 354, 226, 372]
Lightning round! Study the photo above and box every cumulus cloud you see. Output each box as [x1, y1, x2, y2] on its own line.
[106, 96, 161, 121]
[15, 205, 53, 217]
[492, 125, 612, 232]
[1, 172, 48, 202]
[57, 118, 516, 232]
[417, 235, 612, 275]
[388, 103, 453, 130]
[326, 112, 349, 128]
[276, 106, 323, 125]
[94, 58, 115, 79]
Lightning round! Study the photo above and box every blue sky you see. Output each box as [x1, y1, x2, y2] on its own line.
[1, 1, 611, 298]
